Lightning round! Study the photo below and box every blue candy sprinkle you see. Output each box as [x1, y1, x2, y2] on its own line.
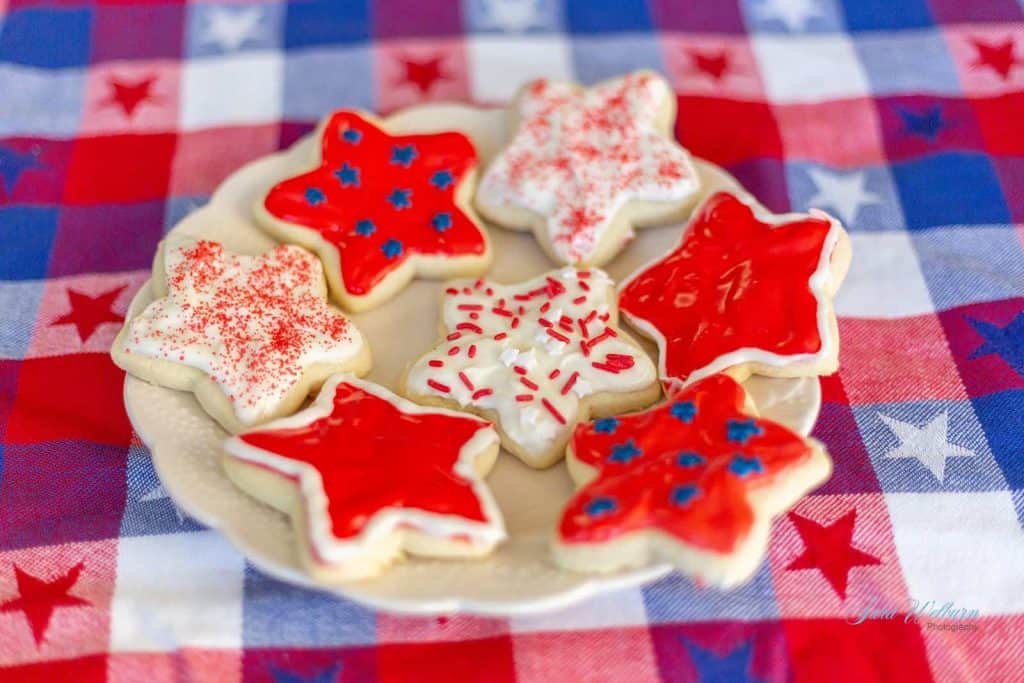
[584, 497, 617, 517]
[729, 455, 764, 478]
[670, 484, 700, 506]
[593, 418, 619, 434]
[390, 144, 417, 167]
[670, 401, 696, 423]
[431, 212, 452, 232]
[334, 162, 359, 187]
[430, 169, 455, 190]
[341, 128, 362, 144]
[355, 219, 376, 236]
[304, 187, 325, 206]
[676, 452, 705, 468]
[608, 439, 642, 464]
[381, 239, 404, 259]
[387, 188, 412, 209]
[726, 418, 763, 444]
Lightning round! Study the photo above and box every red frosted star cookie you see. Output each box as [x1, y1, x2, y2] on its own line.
[553, 374, 831, 587]
[223, 375, 505, 582]
[618, 191, 850, 388]
[402, 267, 660, 469]
[476, 70, 699, 267]
[256, 110, 492, 311]
[112, 236, 371, 433]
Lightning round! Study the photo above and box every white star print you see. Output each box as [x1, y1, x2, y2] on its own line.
[201, 6, 264, 52]
[139, 484, 186, 523]
[479, 0, 540, 32]
[805, 168, 881, 225]
[753, 0, 824, 30]
[878, 412, 976, 483]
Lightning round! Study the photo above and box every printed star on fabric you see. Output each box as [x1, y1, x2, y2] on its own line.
[619, 191, 845, 386]
[752, 0, 823, 30]
[226, 377, 504, 568]
[687, 48, 732, 81]
[202, 6, 264, 51]
[479, 0, 541, 32]
[680, 639, 761, 683]
[968, 313, 1024, 377]
[400, 55, 446, 94]
[557, 374, 830, 586]
[269, 661, 343, 683]
[0, 562, 90, 646]
[970, 37, 1023, 80]
[51, 285, 126, 343]
[261, 111, 488, 307]
[0, 145, 43, 196]
[898, 106, 945, 141]
[117, 237, 363, 428]
[405, 268, 657, 468]
[878, 411, 976, 483]
[805, 167, 881, 225]
[786, 509, 881, 599]
[101, 75, 159, 118]
[477, 72, 698, 265]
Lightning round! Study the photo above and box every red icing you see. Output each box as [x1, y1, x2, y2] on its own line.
[263, 111, 486, 296]
[239, 381, 493, 540]
[619, 192, 836, 384]
[559, 374, 815, 554]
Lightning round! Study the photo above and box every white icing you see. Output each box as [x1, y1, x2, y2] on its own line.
[406, 267, 657, 461]
[122, 235, 364, 426]
[223, 375, 506, 567]
[477, 71, 699, 264]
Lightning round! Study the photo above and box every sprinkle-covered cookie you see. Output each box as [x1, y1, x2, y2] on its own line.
[553, 373, 831, 587]
[476, 70, 699, 267]
[112, 236, 371, 433]
[223, 375, 505, 582]
[256, 110, 492, 312]
[403, 267, 660, 468]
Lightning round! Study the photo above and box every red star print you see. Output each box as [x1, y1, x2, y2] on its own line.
[400, 55, 446, 94]
[262, 111, 487, 302]
[51, 285, 126, 343]
[0, 562, 90, 646]
[786, 509, 881, 599]
[619, 192, 843, 385]
[102, 75, 159, 117]
[558, 374, 829, 583]
[687, 48, 731, 81]
[970, 37, 1023, 80]
[234, 378, 498, 541]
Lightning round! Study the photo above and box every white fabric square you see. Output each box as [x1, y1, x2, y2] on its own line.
[180, 52, 282, 129]
[752, 34, 869, 103]
[109, 531, 246, 651]
[835, 231, 935, 318]
[509, 586, 650, 633]
[885, 491, 1024, 616]
[467, 35, 572, 103]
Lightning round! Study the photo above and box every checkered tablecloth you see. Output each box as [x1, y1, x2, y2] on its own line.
[2, 0, 1023, 680]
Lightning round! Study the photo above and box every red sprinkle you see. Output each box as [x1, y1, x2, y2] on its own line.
[520, 377, 539, 390]
[540, 301, 551, 313]
[469, 312, 479, 320]
[538, 318, 552, 328]
[463, 287, 472, 295]
[542, 398, 567, 424]
[428, 359, 444, 367]
[580, 340, 591, 357]
[457, 322, 484, 334]
[494, 332, 508, 341]
[578, 318, 590, 338]
[448, 346, 460, 356]
[572, 296, 587, 305]
[578, 271, 591, 279]
[548, 369, 561, 379]
[513, 365, 527, 375]
[492, 307, 514, 317]
[472, 388, 493, 400]
[445, 287, 459, 295]
[468, 344, 477, 358]
[546, 328, 570, 344]
[446, 332, 462, 341]
[458, 371, 474, 390]
[515, 394, 533, 402]
[458, 304, 484, 311]
[561, 371, 579, 395]
[591, 361, 619, 373]
[511, 317, 520, 329]
[578, 280, 591, 292]
[427, 379, 451, 393]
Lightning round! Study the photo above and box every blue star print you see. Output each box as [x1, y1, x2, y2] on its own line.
[968, 313, 1024, 377]
[729, 455, 764, 478]
[608, 439, 642, 464]
[334, 162, 359, 187]
[727, 418, 763, 444]
[670, 484, 700, 506]
[430, 169, 455, 190]
[390, 144, 417, 167]
[676, 452, 705, 467]
[898, 106, 945, 141]
[304, 187, 325, 206]
[584, 497, 617, 517]
[0, 146, 41, 195]
[269, 661, 343, 683]
[381, 239, 404, 259]
[593, 418, 619, 434]
[354, 219, 376, 236]
[680, 639, 760, 683]
[670, 400, 696, 423]
[431, 212, 452, 232]
[341, 128, 362, 144]
[387, 188, 412, 210]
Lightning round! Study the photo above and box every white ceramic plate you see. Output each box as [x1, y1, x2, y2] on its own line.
[123, 104, 821, 615]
